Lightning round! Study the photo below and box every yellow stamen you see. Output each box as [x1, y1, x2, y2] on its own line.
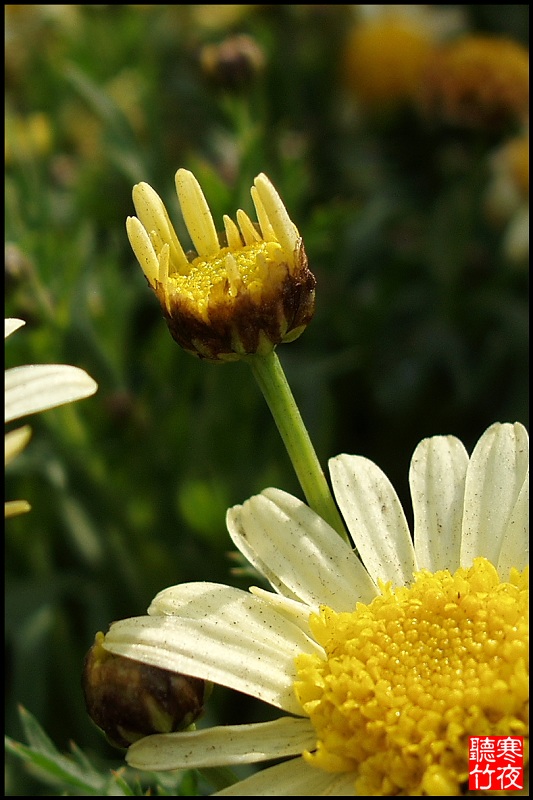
[295, 557, 529, 796]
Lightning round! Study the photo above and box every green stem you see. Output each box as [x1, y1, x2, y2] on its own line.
[248, 350, 349, 542]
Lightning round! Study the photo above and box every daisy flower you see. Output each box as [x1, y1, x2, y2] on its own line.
[341, 4, 465, 111]
[419, 34, 529, 131]
[126, 169, 315, 362]
[102, 421, 529, 795]
[5, 317, 98, 517]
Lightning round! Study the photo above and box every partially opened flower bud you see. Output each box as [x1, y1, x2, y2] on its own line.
[82, 631, 209, 749]
[200, 34, 266, 91]
[126, 170, 316, 362]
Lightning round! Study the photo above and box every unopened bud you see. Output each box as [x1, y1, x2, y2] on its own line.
[200, 34, 266, 91]
[82, 632, 209, 749]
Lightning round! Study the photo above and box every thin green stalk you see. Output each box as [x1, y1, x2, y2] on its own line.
[248, 350, 349, 542]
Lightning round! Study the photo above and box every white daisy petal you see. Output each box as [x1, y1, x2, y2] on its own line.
[497, 468, 529, 576]
[227, 487, 377, 612]
[5, 499, 31, 517]
[410, 435, 469, 573]
[132, 182, 189, 272]
[104, 582, 322, 715]
[249, 586, 314, 636]
[126, 717, 316, 771]
[5, 318, 26, 339]
[5, 425, 32, 465]
[253, 174, 299, 262]
[329, 454, 417, 586]
[460, 422, 529, 568]
[175, 168, 220, 259]
[214, 755, 355, 796]
[5, 364, 97, 423]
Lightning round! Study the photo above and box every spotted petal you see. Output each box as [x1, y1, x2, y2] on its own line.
[227, 487, 377, 612]
[127, 716, 316, 771]
[104, 582, 322, 716]
[329, 454, 417, 586]
[460, 422, 529, 569]
[410, 434, 469, 573]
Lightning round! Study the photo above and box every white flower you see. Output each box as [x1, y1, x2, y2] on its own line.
[103, 422, 528, 796]
[5, 318, 98, 517]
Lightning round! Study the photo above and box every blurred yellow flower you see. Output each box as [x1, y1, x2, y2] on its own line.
[127, 170, 316, 362]
[5, 318, 98, 517]
[419, 35, 529, 130]
[342, 15, 434, 108]
[5, 109, 53, 165]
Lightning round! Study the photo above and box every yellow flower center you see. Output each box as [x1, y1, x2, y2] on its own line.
[168, 240, 288, 319]
[294, 557, 528, 796]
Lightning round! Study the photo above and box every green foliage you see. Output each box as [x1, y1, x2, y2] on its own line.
[5, 706, 202, 796]
[5, 5, 528, 796]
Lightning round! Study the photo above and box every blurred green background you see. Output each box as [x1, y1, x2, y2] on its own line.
[5, 5, 528, 795]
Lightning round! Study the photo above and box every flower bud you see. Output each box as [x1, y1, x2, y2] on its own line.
[126, 170, 316, 362]
[82, 632, 209, 749]
[200, 34, 266, 91]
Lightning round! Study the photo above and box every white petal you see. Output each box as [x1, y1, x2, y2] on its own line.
[126, 216, 159, 287]
[5, 318, 25, 339]
[236, 209, 262, 246]
[132, 183, 189, 273]
[253, 174, 299, 262]
[5, 364, 97, 423]
[227, 488, 377, 612]
[215, 756, 356, 796]
[5, 425, 32, 465]
[175, 168, 220, 258]
[5, 499, 31, 517]
[250, 185, 277, 242]
[104, 582, 322, 715]
[126, 716, 316, 771]
[410, 435, 469, 573]
[497, 468, 529, 576]
[250, 587, 314, 636]
[223, 214, 243, 250]
[460, 422, 529, 568]
[329, 454, 417, 587]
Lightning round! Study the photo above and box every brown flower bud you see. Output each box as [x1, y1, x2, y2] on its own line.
[82, 632, 209, 749]
[200, 34, 266, 91]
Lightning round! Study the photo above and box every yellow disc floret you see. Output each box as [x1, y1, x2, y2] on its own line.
[294, 557, 529, 796]
[168, 241, 288, 320]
